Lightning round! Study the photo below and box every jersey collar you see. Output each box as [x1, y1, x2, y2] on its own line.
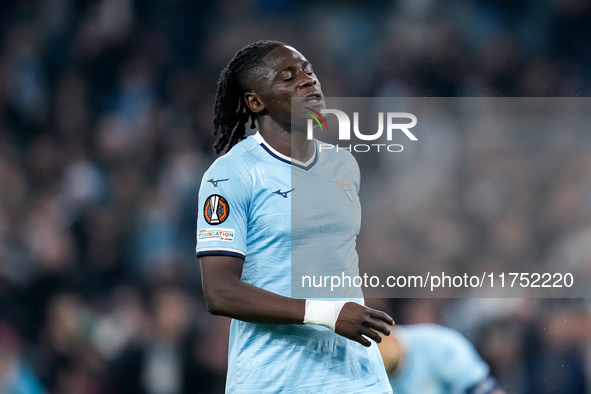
[254, 131, 317, 170]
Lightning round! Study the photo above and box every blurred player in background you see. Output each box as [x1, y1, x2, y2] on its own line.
[196, 40, 394, 393]
[379, 323, 506, 394]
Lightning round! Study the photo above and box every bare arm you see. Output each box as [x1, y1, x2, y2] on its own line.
[199, 255, 394, 346]
[200, 255, 305, 323]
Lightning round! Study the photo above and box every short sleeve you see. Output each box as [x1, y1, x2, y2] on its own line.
[195, 160, 251, 260]
[436, 327, 490, 392]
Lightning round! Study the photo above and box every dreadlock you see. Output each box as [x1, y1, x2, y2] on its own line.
[213, 40, 286, 154]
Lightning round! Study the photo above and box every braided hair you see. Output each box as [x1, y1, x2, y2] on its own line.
[213, 40, 286, 154]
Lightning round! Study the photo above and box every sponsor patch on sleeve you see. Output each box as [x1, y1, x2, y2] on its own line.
[198, 228, 235, 242]
[203, 194, 230, 225]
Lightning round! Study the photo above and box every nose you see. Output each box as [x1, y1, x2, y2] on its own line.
[298, 71, 317, 88]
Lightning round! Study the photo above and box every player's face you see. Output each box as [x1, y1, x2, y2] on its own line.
[249, 45, 324, 129]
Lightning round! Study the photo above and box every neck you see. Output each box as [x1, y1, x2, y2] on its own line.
[258, 118, 315, 163]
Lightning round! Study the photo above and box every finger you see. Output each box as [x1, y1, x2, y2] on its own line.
[368, 309, 394, 325]
[361, 327, 382, 344]
[354, 334, 371, 347]
[365, 319, 391, 336]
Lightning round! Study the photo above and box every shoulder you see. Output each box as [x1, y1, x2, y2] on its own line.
[316, 140, 356, 160]
[399, 324, 479, 359]
[315, 140, 360, 172]
[203, 135, 261, 181]
[402, 324, 469, 346]
[209, 135, 260, 168]
[404, 324, 487, 373]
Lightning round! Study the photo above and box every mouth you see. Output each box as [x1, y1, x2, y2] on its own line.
[303, 92, 323, 105]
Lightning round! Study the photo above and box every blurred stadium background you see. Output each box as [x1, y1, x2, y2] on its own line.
[1, 0, 591, 393]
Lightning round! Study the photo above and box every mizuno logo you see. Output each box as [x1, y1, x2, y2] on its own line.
[208, 178, 229, 187]
[273, 188, 295, 198]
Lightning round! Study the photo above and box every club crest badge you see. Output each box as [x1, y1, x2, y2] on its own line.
[330, 179, 355, 202]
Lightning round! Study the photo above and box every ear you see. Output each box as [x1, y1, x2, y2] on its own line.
[245, 92, 265, 113]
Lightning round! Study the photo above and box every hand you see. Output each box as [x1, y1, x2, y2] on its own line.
[334, 302, 394, 347]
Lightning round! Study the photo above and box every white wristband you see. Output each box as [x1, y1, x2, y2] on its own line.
[303, 300, 348, 331]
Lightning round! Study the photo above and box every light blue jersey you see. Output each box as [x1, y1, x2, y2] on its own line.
[196, 132, 391, 393]
[390, 324, 500, 394]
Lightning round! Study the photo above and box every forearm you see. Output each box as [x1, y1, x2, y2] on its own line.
[200, 255, 305, 324]
[199, 255, 393, 346]
[203, 273, 305, 324]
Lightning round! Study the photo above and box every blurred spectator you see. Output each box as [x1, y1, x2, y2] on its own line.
[111, 285, 218, 394]
[524, 305, 587, 394]
[0, 322, 45, 394]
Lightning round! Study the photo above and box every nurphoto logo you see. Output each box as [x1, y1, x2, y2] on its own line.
[304, 108, 418, 153]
